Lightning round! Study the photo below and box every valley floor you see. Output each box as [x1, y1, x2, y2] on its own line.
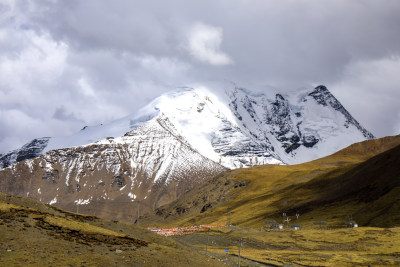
[171, 226, 400, 266]
[2, 195, 400, 266]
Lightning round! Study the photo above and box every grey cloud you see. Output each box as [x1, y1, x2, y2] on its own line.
[53, 106, 83, 122]
[331, 56, 400, 137]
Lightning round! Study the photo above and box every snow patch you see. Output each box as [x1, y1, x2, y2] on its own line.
[75, 198, 91, 205]
[49, 197, 57, 205]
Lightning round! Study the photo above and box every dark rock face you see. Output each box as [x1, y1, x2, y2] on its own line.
[16, 138, 51, 162]
[285, 143, 301, 153]
[42, 169, 59, 183]
[267, 93, 303, 152]
[112, 175, 126, 188]
[227, 85, 374, 159]
[0, 137, 50, 169]
[302, 136, 319, 148]
[200, 203, 212, 213]
[229, 89, 303, 156]
[308, 85, 331, 106]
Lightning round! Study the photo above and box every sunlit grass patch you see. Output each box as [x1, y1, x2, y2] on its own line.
[44, 215, 123, 237]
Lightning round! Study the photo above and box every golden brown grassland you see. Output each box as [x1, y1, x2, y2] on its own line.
[149, 136, 400, 266]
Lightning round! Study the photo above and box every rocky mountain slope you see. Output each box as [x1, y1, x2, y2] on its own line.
[0, 117, 225, 221]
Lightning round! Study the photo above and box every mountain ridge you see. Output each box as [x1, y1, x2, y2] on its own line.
[0, 84, 374, 169]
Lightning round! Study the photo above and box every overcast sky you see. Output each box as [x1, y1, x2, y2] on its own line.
[1, 0, 399, 153]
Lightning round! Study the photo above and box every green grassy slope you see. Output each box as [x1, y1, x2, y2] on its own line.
[144, 135, 400, 228]
[271, 143, 400, 228]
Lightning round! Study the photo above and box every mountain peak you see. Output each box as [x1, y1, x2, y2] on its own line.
[306, 85, 374, 140]
[314, 84, 329, 92]
[308, 85, 333, 106]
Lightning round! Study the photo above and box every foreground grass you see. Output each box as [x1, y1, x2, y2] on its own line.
[0, 195, 226, 266]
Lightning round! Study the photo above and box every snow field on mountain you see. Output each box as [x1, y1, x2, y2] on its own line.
[1, 84, 374, 171]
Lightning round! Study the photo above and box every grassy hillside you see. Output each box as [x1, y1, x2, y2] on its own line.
[141, 135, 400, 266]
[285, 143, 400, 227]
[144, 135, 400, 228]
[0, 193, 230, 266]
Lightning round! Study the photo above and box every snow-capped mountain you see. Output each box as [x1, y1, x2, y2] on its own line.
[0, 84, 375, 169]
[0, 84, 374, 221]
[225, 85, 374, 164]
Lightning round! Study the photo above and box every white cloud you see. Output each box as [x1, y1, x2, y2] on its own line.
[186, 22, 233, 66]
[133, 54, 190, 81]
[0, 30, 68, 94]
[77, 77, 96, 97]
